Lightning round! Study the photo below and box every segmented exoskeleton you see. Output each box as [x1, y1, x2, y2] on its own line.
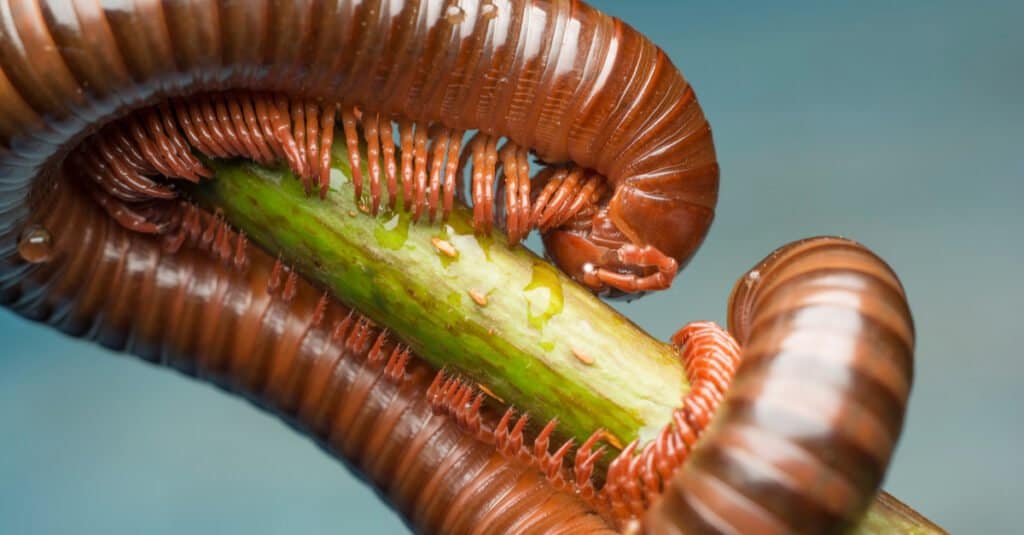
[2, 0, 718, 297]
[646, 237, 915, 534]
[5, 178, 738, 532]
[0, 2, 916, 534]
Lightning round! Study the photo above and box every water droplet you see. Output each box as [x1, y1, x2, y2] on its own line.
[480, 2, 498, 19]
[373, 211, 410, 250]
[18, 224, 53, 263]
[523, 262, 564, 330]
[444, 5, 466, 24]
[745, 270, 760, 286]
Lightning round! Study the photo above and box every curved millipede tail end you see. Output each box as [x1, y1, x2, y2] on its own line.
[645, 237, 915, 534]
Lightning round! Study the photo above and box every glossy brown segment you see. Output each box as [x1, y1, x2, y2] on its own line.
[645, 237, 915, 534]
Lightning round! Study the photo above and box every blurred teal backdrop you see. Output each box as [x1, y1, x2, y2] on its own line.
[2, 1, 1020, 533]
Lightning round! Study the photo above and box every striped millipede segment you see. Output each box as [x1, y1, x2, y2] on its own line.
[3, 179, 618, 534]
[0, 0, 718, 296]
[645, 237, 915, 534]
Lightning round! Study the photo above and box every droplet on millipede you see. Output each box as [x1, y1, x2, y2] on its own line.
[17, 224, 53, 263]
[444, 5, 466, 24]
[481, 2, 498, 19]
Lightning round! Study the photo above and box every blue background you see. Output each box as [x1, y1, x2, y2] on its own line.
[2, 1, 1020, 533]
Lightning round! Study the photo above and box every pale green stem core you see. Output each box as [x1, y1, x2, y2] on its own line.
[185, 142, 943, 534]
[189, 145, 686, 453]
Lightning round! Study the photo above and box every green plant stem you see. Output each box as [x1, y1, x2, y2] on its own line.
[185, 145, 943, 534]
[189, 151, 686, 452]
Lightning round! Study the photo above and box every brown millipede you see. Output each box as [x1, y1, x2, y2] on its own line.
[645, 237, 915, 534]
[9, 180, 618, 533]
[2, 0, 718, 298]
[0, 0, 723, 529]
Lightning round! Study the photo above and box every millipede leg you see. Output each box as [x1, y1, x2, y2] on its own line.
[365, 113, 382, 212]
[585, 245, 679, 293]
[379, 120, 398, 208]
[412, 123, 429, 222]
[427, 127, 451, 222]
[341, 109, 363, 202]
[317, 104, 336, 198]
[442, 129, 464, 219]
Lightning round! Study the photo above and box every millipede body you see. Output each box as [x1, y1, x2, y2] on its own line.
[1, 0, 719, 297]
[647, 238, 915, 534]
[6, 172, 745, 532]
[0, 1, 917, 534]
[11, 180, 618, 533]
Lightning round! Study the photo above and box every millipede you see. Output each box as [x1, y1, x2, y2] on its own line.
[7, 178, 738, 532]
[0, 1, 916, 534]
[4, 0, 719, 298]
[647, 237, 915, 534]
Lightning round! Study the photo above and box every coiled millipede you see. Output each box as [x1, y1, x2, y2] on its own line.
[0, 1, 917, 533]
[2, 0, 718, 297]
[648, 237, 915, 534]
